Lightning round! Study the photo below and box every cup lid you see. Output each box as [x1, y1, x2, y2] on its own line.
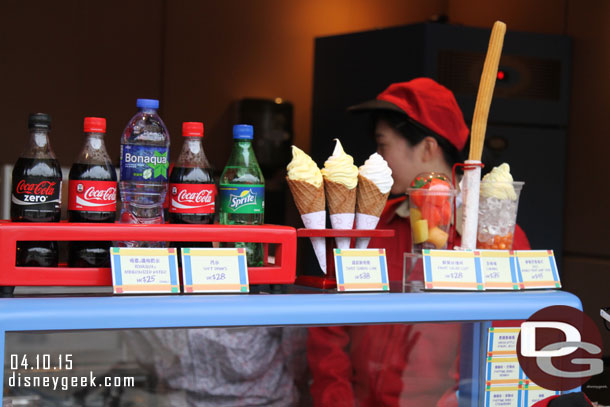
[406, 172, 454, 193]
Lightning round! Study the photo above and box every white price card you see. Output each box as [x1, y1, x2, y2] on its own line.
[478, 250, 520, 290]
[487, 327, 520, 357]
[523, 384, 560, 407]
[515, 250, 561, 289]
[334, 249, 389, 292]
[486, 357, 522, 385]
[110, 247, 180, 294]
[181, 248, 249, 293]
[484, 386, 522, 407]
[422, 250, 483, 291]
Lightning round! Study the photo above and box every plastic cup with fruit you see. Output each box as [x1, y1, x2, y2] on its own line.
[407, 172, 455, 253]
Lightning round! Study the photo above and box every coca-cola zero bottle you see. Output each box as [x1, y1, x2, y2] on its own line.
[169, 122, 215, 251]
[11, 113, 62, 267]
[68, 117, 117, 267]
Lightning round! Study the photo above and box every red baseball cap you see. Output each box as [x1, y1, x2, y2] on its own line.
[349, 78, 469, 152]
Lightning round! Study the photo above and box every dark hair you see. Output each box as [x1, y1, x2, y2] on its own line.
[372, 110, 465, 168]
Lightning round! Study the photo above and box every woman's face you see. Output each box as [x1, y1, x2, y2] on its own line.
[375, 119, 423, 195]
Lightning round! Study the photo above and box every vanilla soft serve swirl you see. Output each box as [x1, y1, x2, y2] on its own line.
[480, 163, 517, 200]
[287, 146, 323, 188]
[321, 139, 358, 189]
[358, 153, 394, 194]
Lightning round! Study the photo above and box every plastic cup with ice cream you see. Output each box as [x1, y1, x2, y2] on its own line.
[407, 172, 455, 253]
[476, 163, 524, 250]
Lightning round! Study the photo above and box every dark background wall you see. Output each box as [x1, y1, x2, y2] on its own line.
[0, 0, 608, 349]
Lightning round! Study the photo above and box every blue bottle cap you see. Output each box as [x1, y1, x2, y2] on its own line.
[136, 99, 159, 110]
[233, 124, 253, 140]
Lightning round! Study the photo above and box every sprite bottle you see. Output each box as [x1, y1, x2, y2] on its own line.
[219, 124, 265, 266]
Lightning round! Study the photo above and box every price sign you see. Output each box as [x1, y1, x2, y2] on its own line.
[523, 384, 560, 406]
[484, 386, 522, 407]
[422, 250, 483, 291]
[334, 249, 389, 292]
[485, 326, 523, 400]
[486, 357, 522, 384]
[181, 248, 249, 293]
[516, 250, 561, 289]
[478, 250, 520, 290]
[487, 327, 520, 357]
[110, 247, 180, 294]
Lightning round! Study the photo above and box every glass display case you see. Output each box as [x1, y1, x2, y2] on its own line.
[1, 290, 581, 406]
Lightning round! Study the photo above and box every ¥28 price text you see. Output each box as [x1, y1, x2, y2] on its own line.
[206, 273, 226, 281]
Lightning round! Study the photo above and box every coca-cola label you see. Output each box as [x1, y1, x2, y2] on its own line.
[169, 183, 216, 214]
[12, 178, 62, 208]
[68, 180, 117, 212]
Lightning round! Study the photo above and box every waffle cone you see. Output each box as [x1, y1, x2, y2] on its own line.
[356, 174, 389, 217]
[324, 179, 356, 215]
[286, 178, 325, 215]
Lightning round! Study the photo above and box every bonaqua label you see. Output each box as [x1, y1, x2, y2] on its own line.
[120, 145, 169, 182]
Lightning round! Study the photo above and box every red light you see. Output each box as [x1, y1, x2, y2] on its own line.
[497, 70, 505, 80]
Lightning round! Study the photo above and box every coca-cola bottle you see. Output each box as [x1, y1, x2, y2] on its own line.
[11, 113, 62, 267]
[68, 117, 117, 267]
[169, 122, 215, 250]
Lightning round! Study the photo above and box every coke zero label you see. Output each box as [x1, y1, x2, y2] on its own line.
[12, 178, 61, 206]
[169, 183, 216, 214]
[68, 180, 117, 212]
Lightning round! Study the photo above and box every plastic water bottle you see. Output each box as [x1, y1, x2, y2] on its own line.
[119, 99, 170, 246]
[219, 125, 265, 266]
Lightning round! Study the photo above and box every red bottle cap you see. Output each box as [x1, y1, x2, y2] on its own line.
[84, 117, 106, 133]
[183, 122, 204, 137]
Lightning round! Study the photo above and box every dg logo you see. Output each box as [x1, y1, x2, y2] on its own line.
[517, 305, 603, 391]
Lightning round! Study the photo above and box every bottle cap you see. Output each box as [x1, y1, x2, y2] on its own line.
[84, 117, 106, 133]
[182, 122, 204, 137]
[136, 98, 159, 110]
[233, 124, 253, 140]
[28, 113, 51, 130]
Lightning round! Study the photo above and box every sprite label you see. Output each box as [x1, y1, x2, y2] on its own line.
[219, 184, 264, 214]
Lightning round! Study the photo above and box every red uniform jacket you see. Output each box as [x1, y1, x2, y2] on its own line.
[308, 197, 531, 407]
[532, 393, 593, 406]
[533, 396, 561, 407]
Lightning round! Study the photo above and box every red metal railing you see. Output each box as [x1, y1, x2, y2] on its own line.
[0, 222, 297, 286]
[295, 228, 394, 289]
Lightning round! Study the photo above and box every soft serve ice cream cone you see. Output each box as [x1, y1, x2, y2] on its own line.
[355, 153, 394, 249]
[321, 139, 359, 249]
[286, 146, 327, 273]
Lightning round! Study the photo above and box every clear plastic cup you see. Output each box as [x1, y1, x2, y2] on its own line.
[407, 173, 455, 253]
[402, 252, 424, 293]
[477, 181, 524, 250]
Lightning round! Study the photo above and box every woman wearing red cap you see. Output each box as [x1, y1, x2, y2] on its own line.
[307, 78, 531, 406]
